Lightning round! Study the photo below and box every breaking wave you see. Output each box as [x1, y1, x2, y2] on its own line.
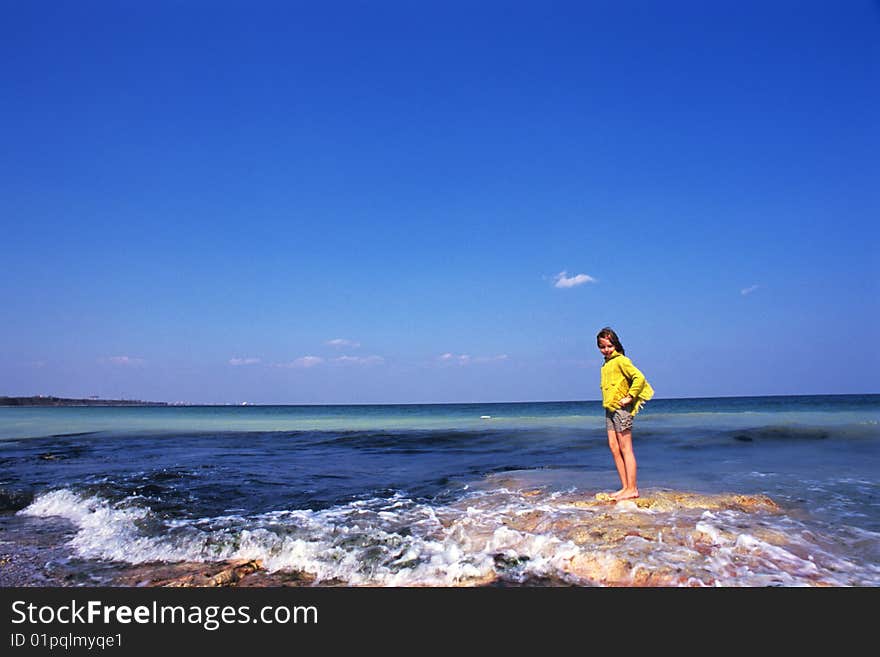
[19, 484, 880, 587]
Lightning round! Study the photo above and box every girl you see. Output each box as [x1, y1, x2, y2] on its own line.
[597, 327, 654, 500]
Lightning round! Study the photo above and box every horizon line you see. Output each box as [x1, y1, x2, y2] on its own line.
[3, 392, 877, 408]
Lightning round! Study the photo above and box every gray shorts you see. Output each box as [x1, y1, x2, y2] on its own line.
[605, 407, 633, 433]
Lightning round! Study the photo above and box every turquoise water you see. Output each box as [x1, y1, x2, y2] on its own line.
[2, 395, 876, 438]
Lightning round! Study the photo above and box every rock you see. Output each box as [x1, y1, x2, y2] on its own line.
[565, 490, 778, 513]
[106, 482, 833, 587]
[233, 569, 320, 587]
[117, 559, 265, 587]
[441, 482, 835, 587]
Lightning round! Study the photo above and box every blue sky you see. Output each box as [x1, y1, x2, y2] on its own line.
[2, 1, 878, 404]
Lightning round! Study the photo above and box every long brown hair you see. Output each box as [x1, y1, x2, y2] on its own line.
[596, 327, 625, 355]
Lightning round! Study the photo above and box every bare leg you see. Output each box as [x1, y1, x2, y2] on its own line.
[612, 429, 638, 500]
[606, 429, 626, 496]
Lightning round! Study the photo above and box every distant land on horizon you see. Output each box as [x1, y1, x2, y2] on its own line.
[0, 396, 169, 407]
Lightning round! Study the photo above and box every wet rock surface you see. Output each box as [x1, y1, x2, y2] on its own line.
[101, 487, 832, 587]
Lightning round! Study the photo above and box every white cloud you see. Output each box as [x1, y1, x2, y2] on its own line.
[475, 354, 509, 363]
[554, 271, 597, 288]
[326, 338, 361, 349]
[333, 355, 384, 365]
[439, 352, 470, 365]
[229, 357, 261, 366]
[741, 284, 761, 296]
[438, 353, 508, 365]
[101, 356, 145, 366]
[274, 356, 324, 368]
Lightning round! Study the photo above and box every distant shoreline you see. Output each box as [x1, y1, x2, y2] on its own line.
[0, 396, 169, 407]
[1, 393, 876, 408]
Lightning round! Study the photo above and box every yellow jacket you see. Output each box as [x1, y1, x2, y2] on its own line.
[600, 352, 654, 414]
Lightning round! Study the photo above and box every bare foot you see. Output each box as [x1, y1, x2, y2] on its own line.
[613, 489, 639, 501]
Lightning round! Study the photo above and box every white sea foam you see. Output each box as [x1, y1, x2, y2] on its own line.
[20, 489, 228, 563]
[17, 488, 582, 585]
[688, 509, 880, 586]
[18, 487, 880, 587]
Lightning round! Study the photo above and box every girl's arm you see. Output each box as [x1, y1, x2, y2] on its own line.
[620, 357, 648, 400]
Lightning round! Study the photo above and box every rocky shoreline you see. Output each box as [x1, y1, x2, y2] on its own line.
[94, 489, 829, 588]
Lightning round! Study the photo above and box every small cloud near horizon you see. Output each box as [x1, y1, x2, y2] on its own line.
[333, 355, 384, 365]
[229, 357, 261, 366]
[438, 353, 508, 365]
[100, 356, 145, 366]
[274, 356, 324, 368]
[326, 338, 361, 348]
[554, 271, 597, 288]
[439, 353, 471, 365]
[741, 284, 761, 296]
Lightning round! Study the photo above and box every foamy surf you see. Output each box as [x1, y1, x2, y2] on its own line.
[18, 475, 879, 587]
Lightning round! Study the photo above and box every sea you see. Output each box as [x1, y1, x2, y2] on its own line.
[0, 395, 877, 587]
